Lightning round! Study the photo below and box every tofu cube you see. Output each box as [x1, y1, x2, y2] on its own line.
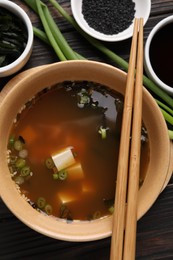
[52, 147, 76, 171]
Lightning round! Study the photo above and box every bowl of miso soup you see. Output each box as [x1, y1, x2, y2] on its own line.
[0, 60, 171, 241]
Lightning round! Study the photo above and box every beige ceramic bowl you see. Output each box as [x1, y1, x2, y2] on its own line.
[0, 61, 172, 241]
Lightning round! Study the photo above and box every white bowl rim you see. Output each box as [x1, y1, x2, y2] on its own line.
[71, 0, 151, 42]
[0, 0, 33, 75]
[144, 15, 173, 95]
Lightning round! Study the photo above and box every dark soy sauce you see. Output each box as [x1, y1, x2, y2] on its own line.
[149, 22, 173, 88]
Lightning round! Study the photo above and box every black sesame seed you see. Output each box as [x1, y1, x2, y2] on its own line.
[82, 0, 136, 35]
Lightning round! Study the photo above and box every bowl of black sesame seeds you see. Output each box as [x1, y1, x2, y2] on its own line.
[71, 0, 151, 42]
[0, 0, 33, 77]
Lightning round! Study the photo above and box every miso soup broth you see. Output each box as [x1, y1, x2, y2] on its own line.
[7, 81, 149, 221]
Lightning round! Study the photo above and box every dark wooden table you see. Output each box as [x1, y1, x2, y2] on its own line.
[0, 1, 173, 259]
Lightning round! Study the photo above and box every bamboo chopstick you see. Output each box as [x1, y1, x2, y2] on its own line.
[110, 18, 143, 260]
[123, 18, 143, 260]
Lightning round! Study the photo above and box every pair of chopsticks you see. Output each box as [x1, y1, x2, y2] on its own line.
[110, 18, 144, 260]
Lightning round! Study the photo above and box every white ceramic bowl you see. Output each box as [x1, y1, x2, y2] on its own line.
[71, 0, 151, 42]
[144, 15, 173, 96]
[0, 0, 33, 77]
[0, 61, 171, 241]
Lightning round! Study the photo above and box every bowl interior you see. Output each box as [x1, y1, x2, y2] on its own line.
[71, 0, 151, 42]
[144, 16, 173, 95]
[0, 0, 33, 77]
[0, 61, 170, 241]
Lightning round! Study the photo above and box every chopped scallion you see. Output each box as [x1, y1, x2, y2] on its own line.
[15, 158, 26, 169]
[20, 166, 31, 177]
[14, 139, 24, 151]
[37, 197, 46, 209]
[44, 204, 53, 215]
[59, 169, 68, 181]
[53, 173, 59, 180]
[98, 126, 108, 139]
[45, 157, 54, 169]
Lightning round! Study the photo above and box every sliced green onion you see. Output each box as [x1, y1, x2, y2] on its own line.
[98, 126, 108, 139]
[59, 169, 68, 181]
[37, 197, 46, 209]
[44, 204, 53, 215]
[14, 140, 24, 151]
[53, 173, 59, 180]
[80, 95, 90, 104]
[15, 158, 26, 169]
[45, 157, 54, 169]
[20, 166, 31, 177]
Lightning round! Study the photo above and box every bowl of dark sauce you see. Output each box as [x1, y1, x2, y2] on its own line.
[144, 16, 173, 95]
[0, 0, 33, 77]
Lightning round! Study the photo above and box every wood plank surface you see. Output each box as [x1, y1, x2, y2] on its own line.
[0, 1, 173, 259]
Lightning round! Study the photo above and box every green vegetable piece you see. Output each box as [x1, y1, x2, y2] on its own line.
[9, 136, 15, 145]
[108, 206, 114, 214]
[80, 95, 90, 104]
[44, 204, 52, 215]
[98, 126, 108, 139]
[15, 158, 26, 169]
[20, 166, 30, 177]
[53, 173, 59, 180]
[14, 175, 25, 185]
[59, 169, 68, 181]
[14, 139, 24, 151]
[37, 197, 46, 209]
[45, 157, 54, 169]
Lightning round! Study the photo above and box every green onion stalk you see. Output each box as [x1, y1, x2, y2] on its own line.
[23, 0, 173, 139]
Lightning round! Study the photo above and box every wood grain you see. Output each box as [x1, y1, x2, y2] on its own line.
[0, 1, 173, 259]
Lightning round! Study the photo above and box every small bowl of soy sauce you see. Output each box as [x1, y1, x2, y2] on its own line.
[144, 16, 173, 96]
[0, 0, 33, 77]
